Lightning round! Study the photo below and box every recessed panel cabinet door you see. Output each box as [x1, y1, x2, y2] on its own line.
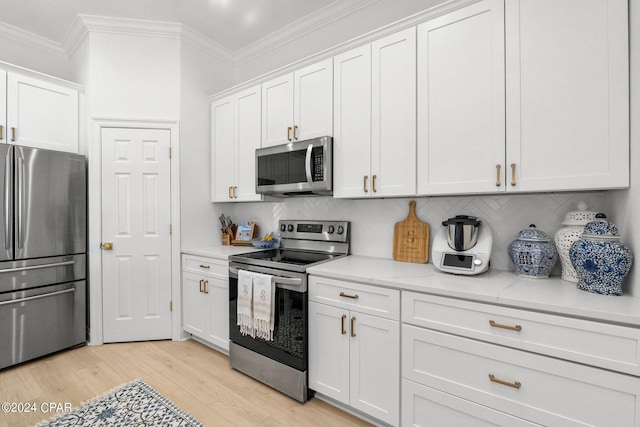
[308, 301, 350, 404]
[417, 0, 505, 195]
[183, 272, 207, 337]
[505, 0, 629, 191]
[333, 45, 372, 198]
[262, 74, 294, 148]
[6, 72, 79, 153]
[211, 97, 235, 202]
[235, 86, 262, 201]
[294, 58, 333, 141]
[206, 276, 229, 351]
[371, 28, 416, 197]
[0, 70, 6, 146]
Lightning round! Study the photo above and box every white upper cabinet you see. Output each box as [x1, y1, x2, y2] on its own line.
[261, 58, 333, 148]
[4, 71, 79, 153]
[505, 0, 629, 192]
[211, 85, 262, 202]
[417, 0, 505, 195]
[334, 28, 416, 198]
[0, 70, 6, 145]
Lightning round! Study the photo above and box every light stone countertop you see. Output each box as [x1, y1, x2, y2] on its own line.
[181, 245, 261, 260]
[307, 255, 640, 327]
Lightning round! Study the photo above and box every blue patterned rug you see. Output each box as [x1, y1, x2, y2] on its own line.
[35, 380, 203, 427]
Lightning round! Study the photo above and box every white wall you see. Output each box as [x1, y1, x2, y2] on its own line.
[0, 38, 72, 80]
[179, 40, 234, 248]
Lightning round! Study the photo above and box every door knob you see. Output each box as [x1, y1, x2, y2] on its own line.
[100, 242, 113, 250]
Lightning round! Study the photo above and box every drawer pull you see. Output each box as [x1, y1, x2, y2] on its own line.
[489, 374, 521, 389]
[339, 292, 359, 300]
[341, 314, 347, 335]
[199, 264, 210, 269]
[351, 316, 356, 337]
[489, 320, 522, 332]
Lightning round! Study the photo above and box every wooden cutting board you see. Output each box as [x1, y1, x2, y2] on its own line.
[393, 200, 430, 263]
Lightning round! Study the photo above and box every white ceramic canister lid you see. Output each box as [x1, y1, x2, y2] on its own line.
[561, 201, 598, 226]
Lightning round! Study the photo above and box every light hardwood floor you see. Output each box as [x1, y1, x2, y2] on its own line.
[0, 340, 373, 427]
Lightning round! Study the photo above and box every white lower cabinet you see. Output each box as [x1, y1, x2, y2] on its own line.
[309, 276, 400, 426]
[401, 291, 640, 426]
[181, 255, 229, 351]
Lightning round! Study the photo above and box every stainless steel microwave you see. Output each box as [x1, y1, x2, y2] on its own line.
[256, 136, 332, 197]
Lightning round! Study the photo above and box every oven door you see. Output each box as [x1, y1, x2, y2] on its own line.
[255, 136, 332, 196]
[229, 263, 308, 371]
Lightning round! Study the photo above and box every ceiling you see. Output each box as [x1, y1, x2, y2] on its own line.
[0, 0, 355, 53]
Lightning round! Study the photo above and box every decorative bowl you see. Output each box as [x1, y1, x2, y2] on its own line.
[251, 238, 278, 249]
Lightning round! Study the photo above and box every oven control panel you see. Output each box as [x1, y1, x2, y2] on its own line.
[278, 220, 350, 242]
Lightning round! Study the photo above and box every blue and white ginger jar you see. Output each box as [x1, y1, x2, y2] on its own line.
[508, 224, 558, 278]
[569, 213, 633, 296]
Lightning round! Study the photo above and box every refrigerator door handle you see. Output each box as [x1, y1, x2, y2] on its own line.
[3, 150, 11, 250]
[16, 154, 24, 250]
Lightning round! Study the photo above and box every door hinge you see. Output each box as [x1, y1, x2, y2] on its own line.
[169, 147, 172, 158]
[169, 224, 172, 235]
[170, 300, 173, 312]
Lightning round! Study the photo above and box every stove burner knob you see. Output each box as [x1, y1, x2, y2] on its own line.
[328, 225, 335, 234]
[287, 224, 294, 232]
[337, 225, 345, 235]
[280, 224, 286, 232]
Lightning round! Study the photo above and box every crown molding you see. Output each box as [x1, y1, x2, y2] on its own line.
[0, 22, 67, 58]
[233, 0, 382, 65]
[180, 26, 235, 64]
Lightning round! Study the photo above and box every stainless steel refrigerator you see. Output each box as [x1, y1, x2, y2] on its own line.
[0, 145, 86, 370]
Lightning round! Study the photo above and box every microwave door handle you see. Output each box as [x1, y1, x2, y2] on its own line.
[305, 143, 313, 185]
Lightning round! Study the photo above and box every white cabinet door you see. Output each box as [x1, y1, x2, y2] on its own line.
[505, 0, 629, 192]
[350, 312, 400, 426]
[333, 45, 372, 198]
[262, 74, 293, 148]
[206, 276, 229, 351]
[182, 272, 207, 337]
[6, 72, 79, 153]
[371, 28, 416, 197]
[235, 86, 262, 201]
[293, 58, 333, 141]
[0, 70, 6, 145]
[417, 0, 505, 195]
[211, 97, 235, 201]
[309, 301, 350, 404]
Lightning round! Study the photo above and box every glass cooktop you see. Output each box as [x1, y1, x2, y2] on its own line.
[233, 249, 339, 266]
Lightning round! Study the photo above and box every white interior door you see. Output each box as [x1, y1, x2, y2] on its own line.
[101, 127, 172, 342]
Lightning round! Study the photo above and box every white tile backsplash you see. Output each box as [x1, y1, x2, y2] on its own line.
[228, 192, 610, 272]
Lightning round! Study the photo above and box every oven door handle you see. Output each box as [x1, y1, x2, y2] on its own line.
[229, 267, 303, 287]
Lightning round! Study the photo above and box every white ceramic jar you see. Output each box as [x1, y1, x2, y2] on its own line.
[553, 202, 597, 282]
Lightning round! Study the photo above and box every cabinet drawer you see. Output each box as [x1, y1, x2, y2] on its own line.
[402, 379, 540, 427]
[309, 276, 399, 320]
[402, 291, 640, 375]
[182, 255, 228, 278]
[402, 325, 640, 427]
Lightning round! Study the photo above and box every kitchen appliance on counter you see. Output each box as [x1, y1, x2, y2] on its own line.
[255, 136, 332, 197]
[432, 215, 492, 275]
[228, 220, 350, 402]
[0, 146, 86, 370]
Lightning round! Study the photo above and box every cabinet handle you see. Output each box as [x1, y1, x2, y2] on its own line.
[203, 280, 209, 294]
[489, 374, 521, 389]
[228, 187, 232, 199]
[233, 186, 237, 198]
[510, 163, 517, 186]
[363, 175, 368, 193]
[496, 164, 501, 187]
[11, 127, 16, 142]
[341, 314, 347, 335]
[372, 175, 377, 193]
[0, 125, 3, 140]
[287, 126, 292, 141]
[199, 264, 210, 269]
[489, 320, 522, 332]
[351, 316, 356, 337]
[339, 291, 359, 300]
[199, 279, 204, 293]
[293, 125, 298, 140]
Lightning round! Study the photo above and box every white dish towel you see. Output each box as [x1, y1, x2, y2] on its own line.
[252, 272, 275, 341]
[237, 270, 254, 337]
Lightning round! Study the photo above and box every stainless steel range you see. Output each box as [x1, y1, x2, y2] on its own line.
[228, 220, 350, 402]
